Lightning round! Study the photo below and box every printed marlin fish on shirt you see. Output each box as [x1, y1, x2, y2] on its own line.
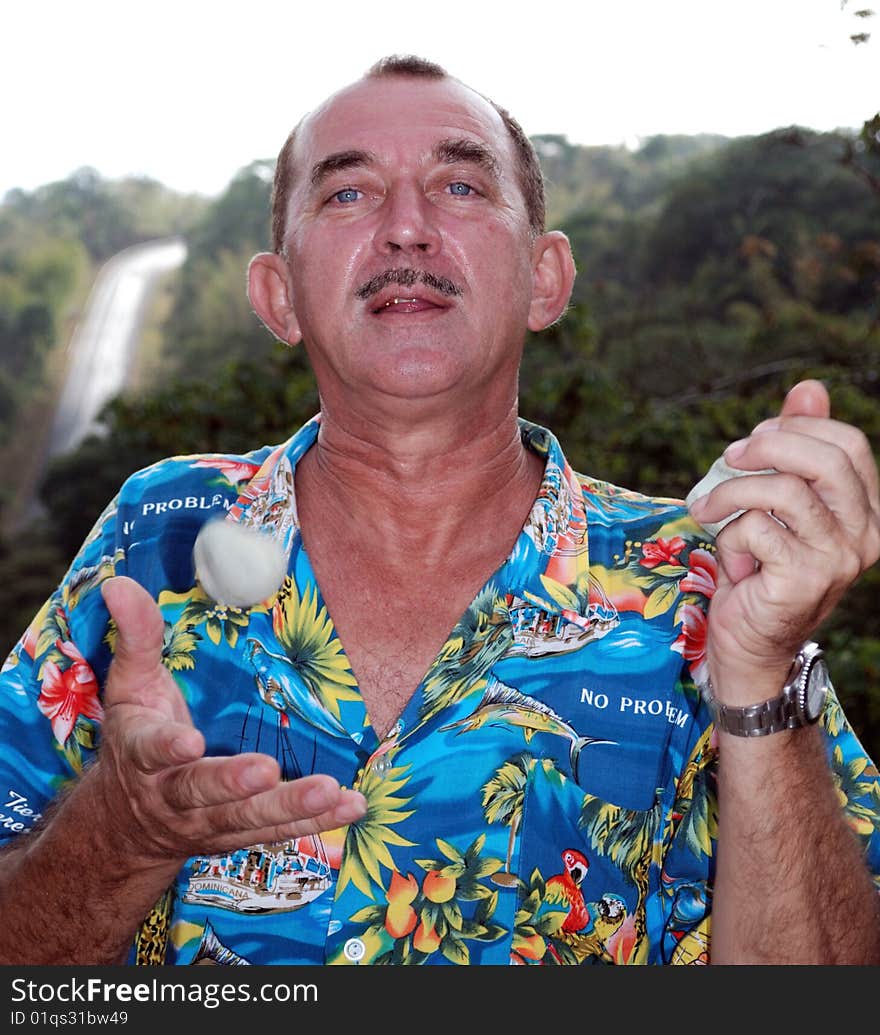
[190, 921, 251, 965]
[439, 677, 614, 784]
[244, 638, 361, 743]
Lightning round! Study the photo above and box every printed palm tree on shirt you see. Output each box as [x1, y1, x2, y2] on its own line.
[419, 586, 514, 725]
[264, 574, 361, 729]
[668, 725, 718, 861]
[338, 757, 417, 898]
[573, 718, 719, 962]
[157, 587, 250, 651]
[481, 752, 564, 888]
[830, 741, 880, 843]
[815, 692, 880, 843]
[577, 794, 662, 962]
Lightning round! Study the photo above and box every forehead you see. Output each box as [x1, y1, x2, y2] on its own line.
[292, 75, 516, 183]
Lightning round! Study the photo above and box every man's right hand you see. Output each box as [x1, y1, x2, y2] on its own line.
[97, 576, 367, 870]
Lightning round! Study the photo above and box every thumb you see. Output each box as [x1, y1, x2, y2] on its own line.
[101, 576, 166, 691]
[779, 378, 830, 419]
[101, 577, 203, 768]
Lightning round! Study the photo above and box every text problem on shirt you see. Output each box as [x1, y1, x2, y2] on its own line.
[580, 687, 689, 727]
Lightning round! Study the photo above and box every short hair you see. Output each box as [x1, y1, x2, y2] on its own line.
[269, 54, 546, 252]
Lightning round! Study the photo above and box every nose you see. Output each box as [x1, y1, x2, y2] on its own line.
[372, 184, 441, 257]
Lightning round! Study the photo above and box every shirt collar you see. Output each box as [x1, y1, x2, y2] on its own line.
[224, 414, 321, 562]
[505, 419, 594, 631]
[226, 413, 594, 627]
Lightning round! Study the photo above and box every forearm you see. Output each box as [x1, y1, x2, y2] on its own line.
[711, 726, 880, 965]
[0, 766, 184, 966]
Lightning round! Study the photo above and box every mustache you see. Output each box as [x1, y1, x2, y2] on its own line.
[355, 268, 464, 300]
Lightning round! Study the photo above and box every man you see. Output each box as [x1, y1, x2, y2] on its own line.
[0, 55, 878, 966]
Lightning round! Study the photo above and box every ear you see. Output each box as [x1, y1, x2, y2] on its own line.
[247, 252, 302, 345]
[527, 231, 576, 332]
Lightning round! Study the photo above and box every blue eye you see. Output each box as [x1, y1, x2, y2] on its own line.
[333, 188, 361, 203]
[448, 182, 472, 196]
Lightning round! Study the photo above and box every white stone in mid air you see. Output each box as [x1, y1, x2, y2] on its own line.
[193, 518, 287, 608]
[686, 456, 777, 538]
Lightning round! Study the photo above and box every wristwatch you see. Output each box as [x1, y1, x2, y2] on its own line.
[703, 641, 830, 737]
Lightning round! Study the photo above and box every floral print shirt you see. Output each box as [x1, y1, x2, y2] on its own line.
[1, 415, 878, 966]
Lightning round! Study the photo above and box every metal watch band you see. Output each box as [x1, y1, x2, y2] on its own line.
[702, 640, 825, 737]
[707, 690, 794, 737]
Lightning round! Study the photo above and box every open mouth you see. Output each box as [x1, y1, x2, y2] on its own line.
[371, 296, 444, 315]
[361, 271, 463, 316]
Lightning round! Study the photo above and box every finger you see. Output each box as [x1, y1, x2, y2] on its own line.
[102, 576, 167, 701]
[160, 752, 282, 809]
[713, 537, 757, 586]
[181, 774, 367, 842]
[712, 508, 840, 626]
[721, 431, 878, 550]
[712, 482, 866, 601]
[747, 418, 879, 516]
[778, 379, 830, 419]
[191, 793, 368, 857]
[241, 789, 369, 844]
[124, 719, 206, 774]
[102, 576, 198, 735]
[695, 470, 832, 544]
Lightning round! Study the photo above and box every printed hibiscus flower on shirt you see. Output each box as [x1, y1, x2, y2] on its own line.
[679, 549, 717, 599]
[37, 639, 103, 746]
[640, 536, 686, 569]
[190, 458, 260, 485]
[672, 549, 718, 688]
[672, 603, 710, 688]
[626, 532, 700, 620]
[620, 526, 717, 678]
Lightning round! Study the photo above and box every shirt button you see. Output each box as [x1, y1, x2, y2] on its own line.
[371, 755, 392, 776]
[343, 937, 366, 963]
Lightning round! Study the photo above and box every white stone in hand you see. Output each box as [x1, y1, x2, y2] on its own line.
[686, 455, 777, 538]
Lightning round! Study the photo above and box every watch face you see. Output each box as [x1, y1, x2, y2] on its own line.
[803, 658, 829, 721]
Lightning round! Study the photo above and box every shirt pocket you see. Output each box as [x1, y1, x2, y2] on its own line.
[513, 759, 660, 966]
[486, 662, 679, 966]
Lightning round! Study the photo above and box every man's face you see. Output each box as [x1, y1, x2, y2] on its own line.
[278, 75, 541, 412]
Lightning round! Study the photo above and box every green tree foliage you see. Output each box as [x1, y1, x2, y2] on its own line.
[2, 167, 205, 262]
[643, 130, 880, 293]
[0, 216, 89, 431]
[0, 528, 67, 651]
[2, 168, 133, 260]
[161, 161, 275, 372]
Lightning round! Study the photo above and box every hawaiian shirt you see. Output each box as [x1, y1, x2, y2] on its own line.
[1, 415, 878, 966]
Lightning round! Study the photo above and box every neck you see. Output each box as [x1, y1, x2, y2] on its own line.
[296, 404, 543, 567]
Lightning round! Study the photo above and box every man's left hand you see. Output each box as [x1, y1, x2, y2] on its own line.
[689, 378, 880, 700]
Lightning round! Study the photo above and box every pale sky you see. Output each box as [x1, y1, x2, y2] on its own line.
[2, 0, 876, 201]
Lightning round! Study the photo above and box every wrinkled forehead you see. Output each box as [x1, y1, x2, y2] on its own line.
[290, 75, 517, 189]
